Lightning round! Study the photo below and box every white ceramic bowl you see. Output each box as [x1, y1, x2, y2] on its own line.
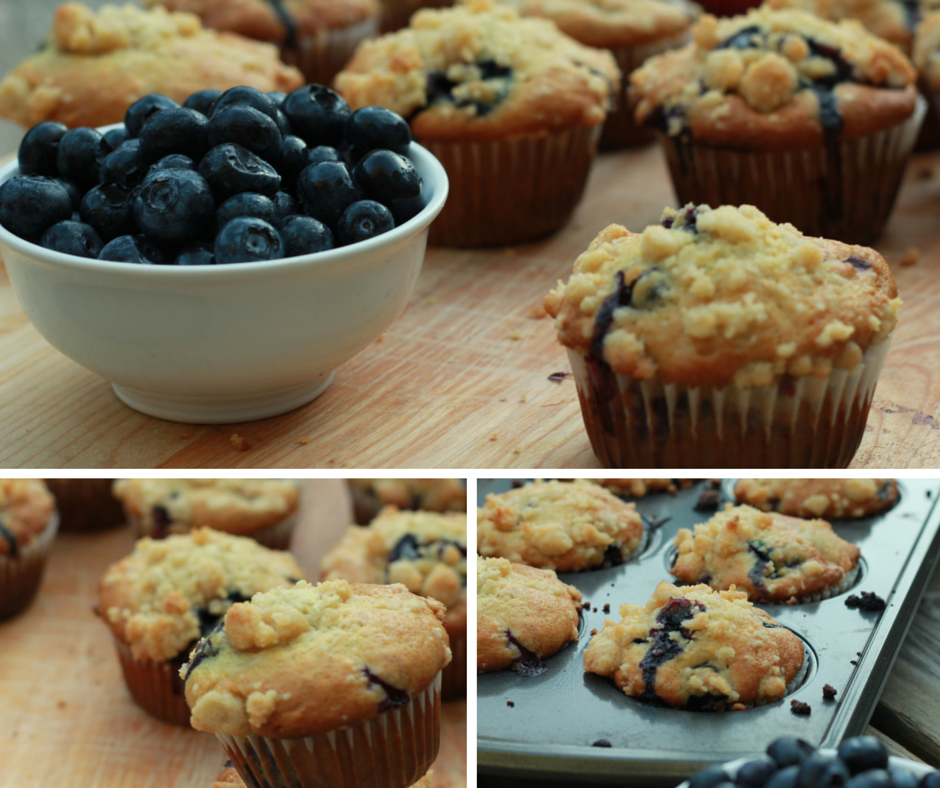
[0, 130, 448, 424]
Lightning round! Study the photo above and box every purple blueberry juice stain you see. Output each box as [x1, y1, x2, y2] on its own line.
[638, 597, 705, 702]
[505, 630, 548, 677]
[364, 668, 411, 711]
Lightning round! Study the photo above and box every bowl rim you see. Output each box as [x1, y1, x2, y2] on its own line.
[0, 122, 449, 279]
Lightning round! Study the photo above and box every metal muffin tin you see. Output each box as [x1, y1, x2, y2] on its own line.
[477, 479, 940, 786]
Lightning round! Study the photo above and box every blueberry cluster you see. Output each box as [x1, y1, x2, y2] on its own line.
[688, 736, 939, 788]
[0, 85, 423, 265]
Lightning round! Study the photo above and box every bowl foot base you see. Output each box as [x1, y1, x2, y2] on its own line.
[112, 373, 335, 424]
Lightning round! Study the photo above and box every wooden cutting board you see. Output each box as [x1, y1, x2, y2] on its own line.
[2, 147, 940, 468]
[0, 480, 467, 788]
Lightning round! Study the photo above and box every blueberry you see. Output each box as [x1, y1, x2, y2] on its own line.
[345, 106, 411, 159]
[18, 121, 68, 175]
[769, 739, 817, 769]
[278, 135, 308, 187]
[274, 108, 292, 136]
[54, 177, 83, 211]
[134, 169, 215, 243]
[80, 183, 136, 240]
[99, 145, 145, 188]
[846, 772, 893, 788]
[175, 242, 215, 265]
[337, 200, 394, 245]
[215, 217, 282, 264]
[56, 127, 111, 190]
[125, 94, 179, 138]
[282, 85, 350, 147]
[216, 192, 275, 231]
[353, 149, 420, 204]
[281, 215, 334, 256]
[210, 86, 279, 122]
[891, 770, 920, 788]
[0, 175, 72, 239]
[307, 145, 341, 165]
[919, 776, 940, 788]
[103, 127, 129, 149]
[198, 143, 281, 201]
[118, 138, 141, 151]
[138, 107, 209, 164]
[387, 193, 425, 226]
[273, 191, 299, 227]
[183, 88, 222, 116]
[267, 90, 287, 107]
[798, 753, 851, 788]
[768, 767, 803, 788]
[737, 757, 778, 788]
[207, 106, 281, 164]
[296, 161, 362, 226]
[149, 154, 195, 175]
[838, 738, 888, 775]
[40, 220, 103, 257]
[689, 766, 732, 788]
[99, 234, 167, 264]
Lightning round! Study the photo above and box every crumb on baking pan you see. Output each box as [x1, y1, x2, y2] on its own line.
[823, 684, 837, 700]
[845, 591, 886, 612]
[790, 700, 811, 716]
[592, 740, 612, 748]
[506, 700, 515, 707]
[694, 487, 722, 512]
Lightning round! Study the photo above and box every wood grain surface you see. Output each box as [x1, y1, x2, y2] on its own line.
[0, 480, 467, 788]
[2, 147, 940, 469]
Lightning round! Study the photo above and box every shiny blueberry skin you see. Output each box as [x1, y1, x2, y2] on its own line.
[198, 143, 281, 201]
[837, 738, 888, 775]
[281, 215, 334, 256]
[98, 234, 167, 264]
[18, 121, 68, 175]
[40, 220, 103, 257]
[148, 154, 195, 176]
[267, 90, 287, 107]
[103, 127, 128, 149]
[0, 175, 72, 239]
[207, 106, 281, 164]
[846, 772, 893, 788]
[210, 86, 279, 122]
[80, 183, 136, 240]
[689, 766, 732, 788]
[216, 192, 275, 231]
[307, 145, 341, 165]
[387, 193, 425, 226]
[278, 135, 308, 187]
[183, 88, 222, 116]
[134, 169, 215, 243]
[769, 740, 817, 769]
[99, 145, 145, 188]
[274, 109, 292, 136]
[138, 107, 209, 164]
[296, 161, 362, 226]
[215, 217, 282, 264]
[118, 138, 141, 151]
[737, 758, 778, 788]
[282, 85, 350, 147]
[337, 200, 394, 245]
[920, 775, 940, 788]
[353, 149, 420, 204]
[175, 242, 216, 266]
[768, 767, 803, 788]
[345, 106, 411, 159]
[56, 127, 111, 190]
[273, 191, 299, 227]
[891, 770, 920, 788]
[797, 753, 851, 788]
[54, 177, 83, 212]
[125, 94, 179, 138]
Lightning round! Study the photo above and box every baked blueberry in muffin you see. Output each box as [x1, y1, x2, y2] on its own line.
[734, 479, 899, 519]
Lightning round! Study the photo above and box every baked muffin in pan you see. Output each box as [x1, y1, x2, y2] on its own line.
[734, 479, 899, 519]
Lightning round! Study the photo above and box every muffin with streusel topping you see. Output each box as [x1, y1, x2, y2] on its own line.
[543, 203, 900, 468]
[734, 478, 898, 518]
[0, 480, 58, 620]
[629, 7, 924, 242]
[0, 3, 303, 130]
[348, 478, 466, 524]
[335, 0, 619, 245]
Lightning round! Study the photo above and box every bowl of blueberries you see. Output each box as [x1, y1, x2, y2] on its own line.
[0, 84, 448, 423]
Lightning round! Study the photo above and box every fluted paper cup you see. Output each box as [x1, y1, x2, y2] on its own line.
[283, 16, 380, 86]
[0, 511, 59, 619]
[112, 637, 191, 725]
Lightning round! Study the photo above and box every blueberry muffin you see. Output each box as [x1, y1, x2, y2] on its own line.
[670, 504, 861, 603]
[735, 479, 899, 518]
[112, 479, 301, 549]
[629, 7, 923, 243]
[146, 0, 380, 85]
[0, 480, 58, 620]
[182, 580, 450, 788]
[477, 557, 582, 674]
[596, 479, 698, 497]
[477, 479, 644, 571]
[0, 3, 303, 130]
[97, 528, 303, 724]
[348, 478, 466, 525]
[500, 0, 695, 147]
[914, 11, 940, 135]
[321, 507, 468, 697]
[212, 762, 434, 788]
[45, 479, 124, 532]
[543, 204, 900, 468]
[335, 0, 619, 246]
[583, 580, 806, 710]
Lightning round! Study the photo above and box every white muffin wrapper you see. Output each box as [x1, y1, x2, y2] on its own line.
[0, 510, 59, 620]
[126, 509, 298, 551]
[282, 15, 380, 86]
[112, 637, 191, 726]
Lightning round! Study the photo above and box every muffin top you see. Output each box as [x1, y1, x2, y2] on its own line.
[0, 480, 57, 557]
[735, 478, 898, 518]
[477, 557, 582, 673]
[334, 0, 620, 141]
[583, 580, 805, 710]
[596, 479, 698, 497]
[213, 764, 434, 788]
[543, 204, 900, 389]
[914, 10, 940, 90]
[0, 3, 303, 129]
[320, 508, 468, 634]
[145, 0, 379, 41]
[670, 504, 860, 602]
[629, 7, 917, 149]
[98, 528, 304, 662]
[497, 0, 694, 49]
[182, 580, 451, 737]
[478, 479, 645, 572]
[113, 479, 300, 537]
[349, 478, 467, 513]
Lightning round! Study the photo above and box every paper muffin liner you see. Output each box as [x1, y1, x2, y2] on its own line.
[112, 637, 191, 725]
[915, 80, 940, 150]
[218, 674, 442, 788]
[783, 562, 861, 605]
[282, 15, 379, 86]
[127, 509, 298, 550]
[45, 479, 124, 533]
[566, 339, 891, 468]
[423, 125, 602, 247]
[380, 0, 455, 32]
[656, 96, 926, 244]
[0, 511, 59, 620]
[441, 633, 466, 700]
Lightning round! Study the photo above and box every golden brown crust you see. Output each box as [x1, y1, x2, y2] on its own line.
[595, 479, 698, 497]
[0, 3, 303, 129]
[0, 480, 56, 556]
[734, 478, 898, 518]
